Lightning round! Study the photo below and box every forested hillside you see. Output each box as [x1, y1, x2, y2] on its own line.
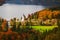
[24, 7, 60, 26]
[0, 7, 60, 40]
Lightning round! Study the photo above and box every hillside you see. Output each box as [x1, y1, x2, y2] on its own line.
[34, 7, 60, 19]
[24, 7, 60, 26]
[30, 7, 60, 40]
[38, 7, 60, 19]
[0, 7, 60, 40]
[26, 7, 60, 20]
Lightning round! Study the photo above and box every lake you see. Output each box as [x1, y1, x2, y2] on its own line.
[0, 3, 45, 20]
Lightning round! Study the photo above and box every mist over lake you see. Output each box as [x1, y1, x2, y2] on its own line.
[0, 3, 45, 20]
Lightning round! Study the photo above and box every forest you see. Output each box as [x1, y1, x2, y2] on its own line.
[0, 7, 60, 40]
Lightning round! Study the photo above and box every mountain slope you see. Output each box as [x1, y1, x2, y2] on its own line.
[29, 7, 60, 19]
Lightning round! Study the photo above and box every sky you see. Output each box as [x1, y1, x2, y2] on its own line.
[5, 0, 60, 7]
[0, 0, 60, 20]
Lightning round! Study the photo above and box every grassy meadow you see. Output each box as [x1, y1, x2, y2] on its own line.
[30, 26, 58, 32]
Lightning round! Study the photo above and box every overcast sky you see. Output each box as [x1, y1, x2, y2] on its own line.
[0, 0, 60, 20]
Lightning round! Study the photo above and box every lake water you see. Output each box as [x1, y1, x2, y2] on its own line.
[0, 3, 45, 20]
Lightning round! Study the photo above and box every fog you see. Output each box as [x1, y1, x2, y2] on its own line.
[0, 3, 45, 20]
